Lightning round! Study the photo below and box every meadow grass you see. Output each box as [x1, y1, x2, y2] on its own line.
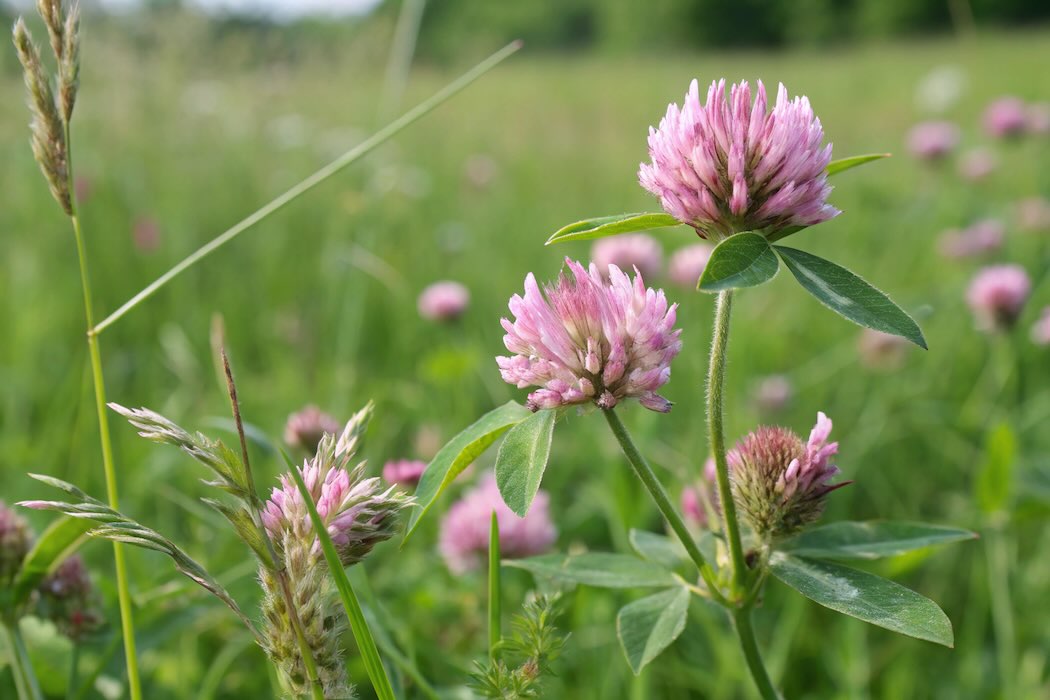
[2, 20, 1049, 698]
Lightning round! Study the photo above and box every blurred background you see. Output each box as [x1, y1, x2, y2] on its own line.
[1, 0, 1049, 697]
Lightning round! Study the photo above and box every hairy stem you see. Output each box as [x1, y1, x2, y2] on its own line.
[732, 607, 780, 700]
[3, 621, 43, 700]
[706, 290, 748, 594]
[602, 408, 724, 603]
[66, 119, 142, 699]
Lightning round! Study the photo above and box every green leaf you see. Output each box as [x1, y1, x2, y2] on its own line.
[505, 553, 677, 588]
[617, 586, 690, 675]
[8, 516, 92, 610]
[697, 232, 778, 292]
[975, 423, 1016, 514]
[546, 212, 681, 245]
[404, 401, 532, 543]
[495, 409, 557, 517]
[770, 553, 954, 647]
[628, 529, 688, 570]
[774, 246, 926, 349]
[778, 521, 977, 560]
[826, 153, 891, 177]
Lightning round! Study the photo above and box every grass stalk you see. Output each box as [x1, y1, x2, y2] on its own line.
[488, 510, 502, 660]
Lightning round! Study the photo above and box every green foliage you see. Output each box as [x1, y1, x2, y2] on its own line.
[778, 521, 978, 560]
[6, 517, 91, 612]
[976, 423, 1017, 515]
[471, 595, 566, 699]
[616, 586, 690, 674]
[545, 212, 681, 245]
[697, 232, 779, 292]
[495, 409, 557, 517]
[628, 529, 689, 570]
[507, 553, 678, 588]
[825, 153, 892, 177]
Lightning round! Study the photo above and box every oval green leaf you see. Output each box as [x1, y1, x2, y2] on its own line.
[826, 153, 891, 177]
[777, 521, 977, 560]
[697, 232, 778, 292]
[773, 245, 927, 349]
[546, 212, 681, 245]
[617, 586, 690, 675]
[403, 401, 532, 543]
[495, 409, 557, 517]
[505, 553, 677, 588]
[770, 553, 954, 647]
[628, 529, 688, 570]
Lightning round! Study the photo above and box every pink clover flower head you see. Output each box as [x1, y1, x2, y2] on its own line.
[418, 280, 470, 322]
[639, 79, 838, 240]
[753, 374, 793, 413]
[966, 264, 1031, 332]
[728, 412, 848, 538]
[37, 555, 104, 642]
[937, 218, 1005, 260]
[1027, 102, 1050, 135]
[907, 121, 960, 161]
[957, 148, 997, 183]
[1016, 197, 1050, 233]
[264, 407, 413, 567]
[983, 96, 1028, 139]
[284, 405, 341, 454]
[682, 458, 719, 528]
[132, 217, 161, 254]
[668, 243, 714, 288]
[1030, 307, 1050, 347]
[439, 474, 556, 574]
[497, 258, 682, 413]
[590, 234, 663, 280]
[0, 500, 32, 583]
[381, 459, 428, 488]
[857, 328, 911, 372]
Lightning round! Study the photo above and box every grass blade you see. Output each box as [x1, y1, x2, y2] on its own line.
[488, 510, 502, 660]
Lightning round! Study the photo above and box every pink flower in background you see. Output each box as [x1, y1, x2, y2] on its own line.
[983, 97, 1028, 139]
[132, 217, 161, 253]
[1016, 197, 1050, 233]
[682, 458, 718, 528]
[857, 328, 911, 371]
[639, 79, 838, 239]
[439, 474, 556, 574]
[937, 219, 1004, 259]
[37, 555, 104, 642]
[729, 412, 849, 538]
[418, 281, 470, 322]
[753, 375, 793, 413]
[907, 121, 959, 161]
[1031, 308, 1050, 346]
[284, 405, 341, 454]
[74, 175, 93, 203]
[0, 501, 32, 583]
[463, 153, 499, 189]
[497, 258, 682, 413]
[1027, 103, 1050, 135]
[957, 148, 997, 182]
[382, 459, 427, 488]
[591, 234, 663, 279]
[966, 265, 1031, 332]
[668, 243, 714, 288]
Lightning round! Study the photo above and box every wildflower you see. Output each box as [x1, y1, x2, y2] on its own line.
[132, 217, 161, 254]
[937, 219, 1004, 260]
[382, 459, 427, 488]
[1027, 103, 1050, 135]
[1016, 197, 1050, 233]
[957, 148, 997, 183]
[439, 474, 556, 574]
[1031, 308, 1050, 346]
[752, 375, 792, 413]
[464, 153, 499, 189]
[682, 459, 718, 528]
[1, 501, 32, 584]
[497, 258, 682, 413]
[418, 280, 470, 322]
[966, 265, 1031, 332]
[639, 79, 838, 240]
[667, 243, 714, 288]
[729, 413, 848, 539]
[907, 121, 959, 161]
[857, 328, 912, 371]
[284, 405, 341, 454]
[37, 555, 104, 642]
[983, 97, 1028, 139]
[590, 234, 663, 279]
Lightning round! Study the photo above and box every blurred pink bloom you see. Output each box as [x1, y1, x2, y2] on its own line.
[382, 459, 427, 488]
[418, 281, 470, 322]
[1016, 197, 1050, 233]
[937, 219, 1004, 259]
[37, 555, 104, 642]
[132, 217, 161, 253]
[983, 97, 1028, 139]
[907, 121, 959, 161]
[284, 405, 341, 454]
[668, 243, 714, 288]
[753, 375, 792, 413]
[439, 474, 556, 574]
[1027, 103, 1050, 135]
[0, 501, 32, 583]
[966, 265, 1031, 332]
[957, 148, 997, 182]
[591, 234, 663, 279]
[463, 153, 499, 189]
[74, 175, 93, 203]
[1031, 308, 1050, 346]
[857, 328, 911, 371]
[639, 79, 838, 239]
[729, 412, 848, 538]
[682, 458, 718, 528]
[497, 258, 682, 413]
